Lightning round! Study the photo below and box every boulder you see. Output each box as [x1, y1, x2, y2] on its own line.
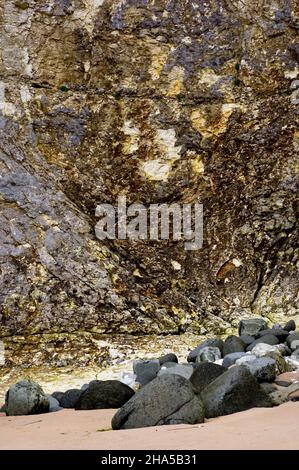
[59, 389, 83, 408]
[190, 362, 227, 393]
[51, 391, 65, 404]
[243, 357, 276, 382]
[111, 375, 204, 430]
[257, 329, 289, 343]
[5, 380, 49, 416]
[133, 359, 160, 386]
[274, 372, 299, 387]
[187, 338, 224, 362]
[251, 344, 291, 374]
[222, 352, 246, 368]
[239, 335, 255, 346]
[260, 382, 277, 394]
[158, 364, 194, 380]
[251, 342, 289, 356]
[158, 353, 178, 366]
[235, 354, 257, 366]
[201, 366, 272, 418]
[47, 395, 62, 412]
[290, 338, 299, 351]
[223, 336, 245, 356]
[286, 333, 299, 351]
[246, 335, 279, 352]
[158, 361, 177, 369]
[238, 318, 268, 337]
[284, 320, 296, 332]
[75, 380, 134, 410]
[270, 383, 299, 406]
[196, 346, 221, 363]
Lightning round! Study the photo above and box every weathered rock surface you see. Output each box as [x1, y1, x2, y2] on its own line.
[190, 362, 227, 393]
[284, 320, 296, 332]
[75, 380, 134, 410]
[0, 1, 298, 366]
[158, 363, 194, 380]
[223, 335, 245, 356]
[247, 335, 279, 351]
[111, 374, 204, 429]
[58, 388, 83, 409]
[133, 359, 160, 386]
[158, 353, 178, 366]
[201, 366, 272, 418]
[274, 371, 299, 387]
[196, 346, 222, 363]
[243, 357, 276, 382]
[222, 352, 246, 368]
[238, 319, 268, 338]
[5, 380, 49, 416]
[187, 339, 224, 362]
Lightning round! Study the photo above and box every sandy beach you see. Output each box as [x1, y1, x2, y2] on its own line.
[0, 402, 298, 450]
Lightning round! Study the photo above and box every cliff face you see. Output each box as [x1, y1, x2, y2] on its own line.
[0, 0, 298, 366]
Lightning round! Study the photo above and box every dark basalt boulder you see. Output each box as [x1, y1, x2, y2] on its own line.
[239, 335, 255, 346]
[112, 374, 204, 430]
[257, 329, 289, 343]
[284, 320, 296, 332]
[246, 334, 279, 352]
[223, 335, 245, 356]
[201, 366, 272, 418]
[58, 389, 83, 408]
[75, 380, 134, 410]
[158, 353, 178, 366]
[190, 362, 227, 394]
[133, 359, 160, 386]
[51, 391, 65, 404]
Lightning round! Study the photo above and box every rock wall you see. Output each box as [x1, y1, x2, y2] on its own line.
[0, 0, 298, 366]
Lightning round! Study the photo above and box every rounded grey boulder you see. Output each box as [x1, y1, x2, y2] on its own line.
[222, 352, 246, 368]
[158, 353, 178, 365]
[196, 346, 221, 363]
[257, 329, 289, 343]
[246, 334, 279, 352]
[201, 366, 272, 418]
[133, 359, 160, 386]
[112, 374, 204, 430]
[284, 320, 296, 332]
[239, 335, 255, 346]
[5, 380, 49, 416]
[223, 336, 245, 356]
[75, 380, 134, 410]
[47, 395, 62, 412]
[158, 364, 194, 380]
[187, 338, 224, 362]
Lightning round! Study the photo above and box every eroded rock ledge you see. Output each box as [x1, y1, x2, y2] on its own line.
[0, 1, 298, 366]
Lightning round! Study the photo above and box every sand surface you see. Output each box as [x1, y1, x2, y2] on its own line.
[0, 402, 298, 450]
